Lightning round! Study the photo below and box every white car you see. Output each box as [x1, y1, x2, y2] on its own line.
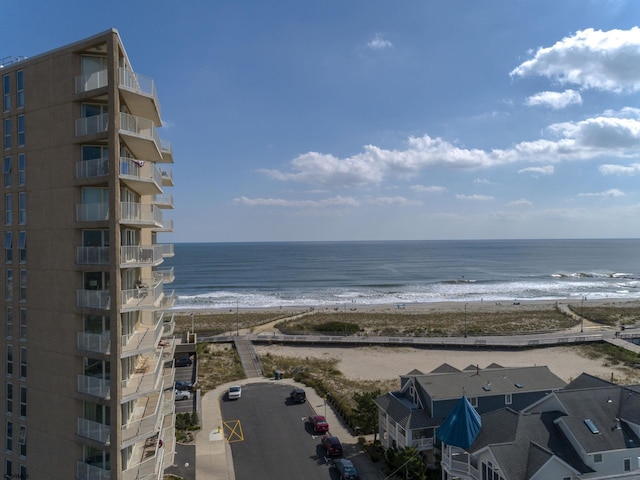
[175, 389, 192, 401]
[228, 385, 242, 400]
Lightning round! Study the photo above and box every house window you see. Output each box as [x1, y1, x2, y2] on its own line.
[19, 269, 26, 302]
[469, 396, 478, 407]
[19, 308, 26, 340]
[19, 387, 26, 418]
[505, 393, 512, 405]
[3, 74, 9, 111]
[5, 306, 12, 339]
[594, 453, 603, 463]
[19, 347, 26, 379]
[624, 458, 631, 471]
[5, 268, 12, 300]
[18, 191, 25, 224]
[5, 193, 12, 225]
[6, 344, 12, 375]
[5, 231, 12, 263]
[6, 383, 12, 414]
[17, 153, 24, 185]
[4, 118, 10, 149]
[16, 70, 23, 109]
[17, 115, 24, 147]
[4, 156, 11, 187]
[6, 420, 12, 452]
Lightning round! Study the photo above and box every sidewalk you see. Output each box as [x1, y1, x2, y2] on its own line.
[194, 375, 386, 480]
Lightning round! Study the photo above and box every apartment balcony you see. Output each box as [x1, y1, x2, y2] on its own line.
[77, 289, 110, 310]
[121, 279, 163, 312]
[152, 194, 174, 209]
[162, 313, 175, 337]
[156, 267, 174, 284]
[76, 460, 110, 480]
[118, 67, 161, 126]
[119, 112, 162, 162]
[160, 290, 176, 309]
[76, 157, 109, 180]
[77, 417, 110, 444]
[161, 413, 176, 470]
[76, 203, 109, 222]
[120, 244, 164, 268]
[121, 349, 164, 402]
[76, 113, 109, 137]
[411, 437, 434, 450]
[123, 431, 164, 480]
[120, 202, 163, 228]
[77, 246, 110, 265]
[160, 243, 174, 258]
[160, 140, 173, 164]
[122, 314, 163, 357]
[153, 218, 173, 233]
[77, 331, 110, 354]
[159, 167, 173, 187]
[77, 374, 110, 400]
[161, 363, 175, 399]
[75, 69, 108, 94]
[120, 157, 163, 196]
[121, 390, 164, 447]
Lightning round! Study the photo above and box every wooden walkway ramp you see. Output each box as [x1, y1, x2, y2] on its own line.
[233, 337, 263, 378]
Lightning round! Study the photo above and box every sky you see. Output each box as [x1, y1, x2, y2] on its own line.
[3, 0, 640, 242]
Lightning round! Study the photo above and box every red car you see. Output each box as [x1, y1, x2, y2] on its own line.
[321, 435, 343, 457]
[309, 415, 329, 434]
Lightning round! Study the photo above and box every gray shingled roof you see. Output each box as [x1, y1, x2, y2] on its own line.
[374, 392, 435, 429]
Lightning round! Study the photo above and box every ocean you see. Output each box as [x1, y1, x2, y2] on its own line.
[161, 239, 640, 310]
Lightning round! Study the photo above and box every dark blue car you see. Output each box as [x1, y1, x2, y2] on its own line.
[334, 459, 358, 480]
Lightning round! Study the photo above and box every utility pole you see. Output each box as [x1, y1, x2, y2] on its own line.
[236, 300, 239, 336]
[464, 303, 468, 338]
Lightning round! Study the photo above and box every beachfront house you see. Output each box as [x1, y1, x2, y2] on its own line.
[374, 363, 566, 454]
[440, 375, 640, 479]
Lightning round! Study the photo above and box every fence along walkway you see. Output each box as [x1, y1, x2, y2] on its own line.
[233, 337, 263, 378]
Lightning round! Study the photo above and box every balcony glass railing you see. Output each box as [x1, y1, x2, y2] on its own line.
[119, 156, 163, 187]
[77, 246, 110, 265]
[77, 374, 110, 399]
[76, 460, 110, 480]
[159, 167, 173, 186]
[121, 349, 164, 400]
[77, 417, 110, 443]
[121, 280, 163, 310]
[119, 112, 161, 149]
[76, 157, 109, 179]
[160, 244, 174, 257]
[77, 331, 110, 354]
[76, 203, 109, 222]
[156, 267, 174, 284]
[123, 437, 162, 480]
[121, 244, 163, 266]
[76, 113, 109, 136]
[152, 194, 173, 208]
[120, 202, 163, 226]
[122, 314, 163, 354]
[119, 67, 159, 108]
[75, 69, 108, 94]
[122, 393, 163, 445]
[161, 290, 176, 309]
[77, 289, 110, 309]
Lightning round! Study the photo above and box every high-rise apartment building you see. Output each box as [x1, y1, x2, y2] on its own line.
[0, 29, 176, 479]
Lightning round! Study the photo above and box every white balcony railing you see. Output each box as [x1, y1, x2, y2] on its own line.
[123, 437, 162, 480]
[121, 349, 164, 401]
[77, 417, 110, 444]
[119, 67, 160, 113]
[120, 156, 163, 188]
[76, 113, 109, 137]
[75, 69, 108, 94]
[77, 331, 110, 354]
[120, 202, 163, 227]
[152, 194, 173, 208]
[76, 460, 111, 480]
[121, 280, 163, 311]
[156, 267, 174, 284]
[160, 243, 174, 258]
[77, 289, 110, 309]
[121, 314, 163, 355]
[77, 374, 110, 399]
[77, 246, 110, 265]
[121, 245, 163, 267]
[119, 112, 161, 150]
[76, 157, 109, 179]
[76, 203, 109, 222]
[159, 168, 173, 186]
[122, 393, 163, 446]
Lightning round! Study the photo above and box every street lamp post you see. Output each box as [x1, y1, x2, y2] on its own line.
[236, 300, 239, 336]
[464, 303, 468, 338]
[580, 296, 585, 333]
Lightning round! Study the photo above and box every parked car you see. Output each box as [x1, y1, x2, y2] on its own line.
[174, 357, 193, 367]
[175, 390, 191, 401]
[175, 380, 194, 391]
[321, 435, 343, 457]
[289, 388, 306, 403]
[334, 458, 358, 480]
[308, 415, 329, 434]
[228, 385, 242, 400]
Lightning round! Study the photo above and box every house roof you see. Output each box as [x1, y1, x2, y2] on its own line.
[413, 365, 566, 400]
[562, 372, 615, 390]
[429, 363, 460, 374]
[436, 396, 481, 449]
[374, 392, 435, 429]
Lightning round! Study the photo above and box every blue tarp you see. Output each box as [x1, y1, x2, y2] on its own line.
[436, 396, 482, 449]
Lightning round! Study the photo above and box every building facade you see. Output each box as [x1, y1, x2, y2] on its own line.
[0, 29, 176, 479]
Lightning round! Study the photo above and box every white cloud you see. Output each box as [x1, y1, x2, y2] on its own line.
[511, 27, 640, 93]
[233, 195, 359, 207]
[455, 194, 495, 201]
[518, 165, 554, 175]
[578, 189, 626, 198]
[473, 178, 493, 184]
[599, 163, 640, 175]
[410, 184, 447, 194]
[549, 116, 640, 149]
[525, 89, 582, 109]
[368, 34, 393, 50]
[365, 196, 422, 206]
[506, 198, 533, 207]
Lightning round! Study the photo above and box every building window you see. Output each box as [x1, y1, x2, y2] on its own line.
[5, 231, 12, 263]
[19, 269, 26, 302]
[18, 231, 25, 263]
[5, 268, 12, 300]
[6, 345, 12, 376]
[594, 453, 603, 463]
[19, 309, 26, 340]
[19, 387, 26, 418]
[469, 396, 478, 407]
[624, 458, 631, 471]
[18, 426, 26, 457]
[505, 393, 512, 405]
[19, 347, 26, 379]
[4, 118, 10, 149]
[4, 459, 10, 478]
[2, 74, 9, 112]
[16, 70, 23, 109]
[4, 156, 11, 187]
[18, 192, 25, 225]
[6, 421, 12, 452]
[19, 465, 26, 479]
[6, 383, 12, 414]
[5, 193, 12, 225]
[17, 115, 24, 147]
[17, 153, 24, 185]
[5, 306, 12, 339]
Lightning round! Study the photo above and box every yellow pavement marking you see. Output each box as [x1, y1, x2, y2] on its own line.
[223, 419, 244, 443]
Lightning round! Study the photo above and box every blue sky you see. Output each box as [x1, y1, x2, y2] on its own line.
[4, 0, 640, 242]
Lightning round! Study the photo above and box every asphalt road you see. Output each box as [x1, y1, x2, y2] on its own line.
[221, 383, 341, 480]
